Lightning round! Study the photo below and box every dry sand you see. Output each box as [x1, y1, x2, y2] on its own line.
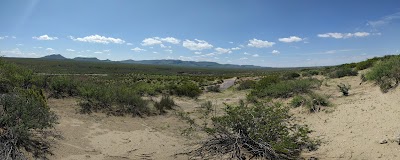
[47, 75, 400, 159]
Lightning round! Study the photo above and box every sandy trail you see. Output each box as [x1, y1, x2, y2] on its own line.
[219, 77, 237, 91]
[299, 75, 400, 159]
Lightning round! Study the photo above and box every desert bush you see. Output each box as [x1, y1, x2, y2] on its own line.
[78, 84, 150, 116]
[328, 67, 358, 78]
[170, 81, 202, 98]
[206, 85, 220, 92]
[237, 80, 256, 90]
[250, 78, 320, 98]
[337, 83, 351, 96]
[0, 88, 58, 159]
[282, 72, 301, 80]
[154, 95, 175, 114]
[290, 95, 306, 107]
[355, 59, 375, 70]
[366, 56, 400, 92]
[305, 93, 330, 112]
[48, 76, 79, 98]
[193, 102, 317, 159]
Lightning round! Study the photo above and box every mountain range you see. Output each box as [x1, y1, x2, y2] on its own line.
[40, 54, 265, 69]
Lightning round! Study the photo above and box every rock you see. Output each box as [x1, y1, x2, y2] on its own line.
[379, 139, 388, 144]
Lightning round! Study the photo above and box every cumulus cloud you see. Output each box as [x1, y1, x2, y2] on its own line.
[126, 43, 133, 46]
[317, 32, 370, 39]
[243, 52, 250, 55]
[33, 35, 58, 40]
[194, 52, 202, 55]
[70, 35, 125, 44]
[240, 57, 248, 60]
[272, 50, 280, 54]
[66, 49, 75, 52]
[131, 47, 146, 52]
[231, 47, 241, 50]
[278, 36, 303, 43]
[0, 48, 39, 58]
[141, 37, 180, 46]
[164, 49, 173, 53]
[215, 47, 232, 54]
[160, 37, 180, 44]
[46, 48, 54, 51]
[182, 39, 213, 51]
[248, 39, 275, 48]
[94, 51, 103, 54]
[252, 54, 259, 57]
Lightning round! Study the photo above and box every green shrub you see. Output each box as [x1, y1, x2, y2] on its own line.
[251, 78, 320, 98]
[337, 83, 351, 96]
[237, 80, 256, 90]
[290, 95, 306, 107]
[365, 56, 400, 92]
[0, 88, 58, 159]
[282, 72, 301, 80]
[171, 81, 202, 98]
[305, 93, 330, 112]
[48, 76, 78, 98]
[328, 67, 358, 78]
[155, 95, 175, 114]
[355, 60, 375, 70]
[206, 85, 220, 92]
[193, 102, 317, 159]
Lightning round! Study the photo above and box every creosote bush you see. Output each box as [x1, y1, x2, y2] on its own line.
[305, 93, 330, 112]
[337, 83, 351, 96]
[155, 95, 175, 114]
[290, 95, 306, 107]
[366, 56, 400, 92]
[170, 81, 202, 98]
[193, 102, 318, 159]
[327, 67, 358, 78]
[206, 85, 220, 92]
[237, 80, 256, 90]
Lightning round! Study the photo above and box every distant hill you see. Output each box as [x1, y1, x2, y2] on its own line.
[120, 59, 264, 69]
[40, 54, 265, 69]
[41, 54, 67, 60]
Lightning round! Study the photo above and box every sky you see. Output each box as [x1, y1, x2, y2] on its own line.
[0, 0, 399, 67]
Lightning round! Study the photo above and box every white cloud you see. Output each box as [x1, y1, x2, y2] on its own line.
[153, 51, 158, 54]
[103, 49, 110, 52]
[231, 47, 241, 50]
[252, 54, 259, 57]
[141, 37, 180, 46]
[272, 50, 280, 54]
[229, 42, 234, 44]
[194, 52, 202, 55]
[33, 35, 58, 40]
[317, 32, 371, 39]
[0, 37, 4, 40]
[16, 44, 23, 46]
[46, 48, 54, 51]
[367, 12, 400, 27]
[141, 37, 162, 46]
[243, 52, 250, 55]
[215, 47, 232, 54]
[33, 46, 43, 49]
[70, 35, 125, 44]
[0, 48, 39, 58]
[126, 43, 133, 46]
[182, 39, 213, 51]
[239, 57, 248, 60]
[160, 37, 180, 44]
[66, 49, 75, 52]
[94, 51, 103, 54]
[278, 36, 303, 43]
[248, 39, 275, 48]
[11, 36, 16, 39]
[131, 47, 146, 52]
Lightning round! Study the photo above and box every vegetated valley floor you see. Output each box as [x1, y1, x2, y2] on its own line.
[47, 74, 400, 160]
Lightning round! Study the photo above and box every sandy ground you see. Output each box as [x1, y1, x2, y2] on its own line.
[299, 75, 400, 159]
[46, 75, 400, 159]
[47, 84, 248, 160]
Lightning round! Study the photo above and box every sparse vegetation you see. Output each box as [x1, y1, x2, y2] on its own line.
[154, 95, 175, 114]
[193, 102, 318, 159]
[290, 95, 306, 107]
[305, 92, 330, 112]
[366, 56, 400, 92]
[206, 85, 220, 92]
[337, 83, 351, 96]
[237, 80, 256, 90]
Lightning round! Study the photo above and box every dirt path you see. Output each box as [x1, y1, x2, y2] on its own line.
[299, 75, 400, 159]
[219, 77, 237, 91]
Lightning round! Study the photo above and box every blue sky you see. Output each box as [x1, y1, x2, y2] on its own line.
[0, 0, 399, 67]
